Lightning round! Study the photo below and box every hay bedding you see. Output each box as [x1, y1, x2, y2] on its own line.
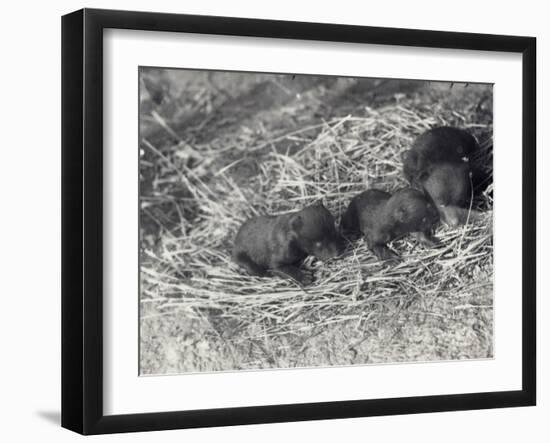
[140, 78, 493, 373]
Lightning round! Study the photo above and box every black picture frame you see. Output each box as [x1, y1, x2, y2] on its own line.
[61, 8, 536, 435]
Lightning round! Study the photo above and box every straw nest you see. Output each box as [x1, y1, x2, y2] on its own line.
[139, 75, 493, 373]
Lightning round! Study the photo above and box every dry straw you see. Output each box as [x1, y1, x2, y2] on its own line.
[140, 98, 493, 344]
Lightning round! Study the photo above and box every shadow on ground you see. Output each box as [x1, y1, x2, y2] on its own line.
[36, 410, 60, 426]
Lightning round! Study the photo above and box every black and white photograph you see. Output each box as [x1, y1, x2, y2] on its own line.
[139, 69, 494, 375]
[2, 0, 546, 439]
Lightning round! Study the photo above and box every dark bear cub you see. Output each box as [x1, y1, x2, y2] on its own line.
[341, 188, 440, 261]
[420, 162, 474, 226]
[401, 126, 478, 185]
[232, 202, 344, 285]
[401, 126, 479, 226]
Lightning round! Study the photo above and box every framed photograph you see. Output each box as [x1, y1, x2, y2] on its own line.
[61, 8, 536, 435]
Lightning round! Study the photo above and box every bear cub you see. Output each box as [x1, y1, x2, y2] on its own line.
[341, 188, 440, 261]
[401, 126, 478, 185]
[401, 126, 479, 226]
[420, 161, 474, 226]
[232, 202, 344, 285]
